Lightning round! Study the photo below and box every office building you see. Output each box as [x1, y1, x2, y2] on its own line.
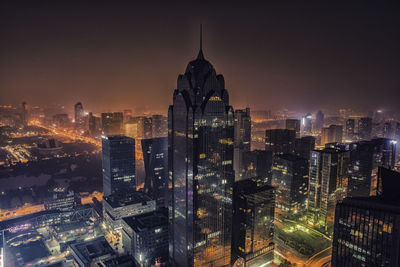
[70, 236, 116, 267]
[102, 136, 136, 196]
[294, 136, 316, 161]
[142, 137, 168, 208]
[331, 168, 400, 266]
[321, 125, 343, 147]
[285, 119, 301, 138]
[74, 102, 85, 128]
[102, 191, 156, 230]
[345, 119, 355, 141]
[151, 114, 168, 138]
[307, 148, 350, 233]
[302, 113, 313, 135]
[242, 150, 273, 185]
[272, 154, 308, 219]
[234, 108, 251, 181]
[232, 179, 275, 266]
[358, 117, 372, 141]
[265, 129, 296, 155]
[168, 29, 235, 266]
[101, 112, 123, 136]
[122, 210, 168, 267]
[315, 110, 324, 132]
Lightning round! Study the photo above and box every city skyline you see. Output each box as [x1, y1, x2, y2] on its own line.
[1, 1, 400, 113]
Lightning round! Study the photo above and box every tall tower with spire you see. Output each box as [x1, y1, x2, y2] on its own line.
[168, 26, 234, 266]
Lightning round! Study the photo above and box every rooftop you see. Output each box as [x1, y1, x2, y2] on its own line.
[104, 191, 153, 208]
[70, 236, 115, 264]
[123, 211, 167, 232]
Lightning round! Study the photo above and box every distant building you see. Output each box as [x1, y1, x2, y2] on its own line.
[272, 154, 308, 218]
[315, 110, 324, 132]
[265, 129, 296, 155]
[52, 113, 69, 128]
[122, 210, 168, 266]
[331, 168, 400, 266]
[294, 136, 316, 161]
[242, 150, 273, 185]
[151, 114, 167, 138]
[358, 117, 372, 141]
[321, 125, 343, 147]
[345, 119, 355, 141]
[136, 116, 152, 139]
[102, 136, 136, 196]
[232, 179, 275, 266]
[141, 137, 168, 208]
[302, 113, 312, 135]
[101, 112, 123, 136]
[70, 236, 116, 267]
[21, 101, 28, 127]
[102, 191, 156, 230]
[286, 118, 301, 138]
[88, 112, 101, 136]
[74, 102, 85, 129]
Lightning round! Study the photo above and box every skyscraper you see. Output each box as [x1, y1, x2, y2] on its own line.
[101, 112, 123, 136]
[331, 168, 400, 266]
[285, 119, 301, 138]
[142, 137, 168, 208]
[307, 148, 350, 232]
[265, 129, 296, 155]
[231, 179, 275, 266]
[302, 113, 313, 135]
[321, 125, 343, 147]
[168, 28, 234, 266]
[74, 102, 85, 128]
[345, 118, 355, 141]
[102, 136, 136, 196]
[21, 101, 28, 127]
[294, 136, 316, 161]
[242, 150, 273, 185]
[272, 154, 309, 219]
[151, 114, 168, 138]
[358, 117, 372, 140]
[234, 108, 251, 181]
[315, 110, 324, 132]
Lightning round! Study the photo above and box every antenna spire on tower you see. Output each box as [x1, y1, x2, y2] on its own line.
[200, 23, 202, 51]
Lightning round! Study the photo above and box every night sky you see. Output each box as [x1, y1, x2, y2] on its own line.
[1, 1, 400, 114]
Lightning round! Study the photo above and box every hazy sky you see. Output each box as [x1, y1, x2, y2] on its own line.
[1, 1, 400, 114]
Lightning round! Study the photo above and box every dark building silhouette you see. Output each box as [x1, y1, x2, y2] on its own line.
[265, 129, 296, 155]
[242, 150, 273, 186]
[345, 119, 355, 141]
[74, 102, 85, 128]
[142, 137, 168, 208]
[315, 110, 324, 132]
[332, 167, 400, 266]
[101, 112, 123, 136]
[231, 179, 275, 266]
[102, 136, 136, 196]
[21, 101, 28, 127]
[358, 117, 372, 141]
[168, 27, 234, 266]
[285, 119, 301, 138]
[294, 136, 316, 161]
[347, 138, 396, 198]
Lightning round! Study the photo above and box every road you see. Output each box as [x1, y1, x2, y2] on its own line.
[305, 246, 332, 267]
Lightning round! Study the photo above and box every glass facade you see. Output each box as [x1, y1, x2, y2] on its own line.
[169, 48, 234, 266]
[102, 136, 136, 196]
[142, 137, 168, 208]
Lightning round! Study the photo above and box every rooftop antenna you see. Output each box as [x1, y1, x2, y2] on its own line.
[200, 23, 203, 52]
